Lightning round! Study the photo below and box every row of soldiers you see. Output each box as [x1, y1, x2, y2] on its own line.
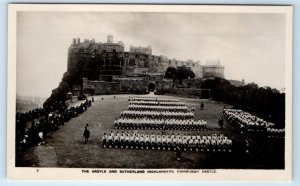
[120, 110, 194, 120]
[267, 128, 285, 139]
[223, 108, 285, 139]
[114, 118, 207, 131]
[128, 96, 178, 102]
[223, 108, 275, 132]
[102, 131, 232, 152]
[128, 105, 188, 112]
[129, 101, 186, 106]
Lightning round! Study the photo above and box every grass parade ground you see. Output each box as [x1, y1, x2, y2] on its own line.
[18, 94, 284, 169]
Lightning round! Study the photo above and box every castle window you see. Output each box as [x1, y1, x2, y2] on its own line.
[79, 48, 84, 57]
[129, 59, 135, 66]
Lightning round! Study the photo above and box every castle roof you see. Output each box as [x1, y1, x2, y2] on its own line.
[205, 59, 222, 66]
[100, 42, 124, 46]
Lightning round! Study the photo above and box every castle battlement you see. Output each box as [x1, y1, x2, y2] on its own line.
[67, 35, 224, 79]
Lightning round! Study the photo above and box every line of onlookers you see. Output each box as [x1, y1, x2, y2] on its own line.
[16, 99, 92, 151]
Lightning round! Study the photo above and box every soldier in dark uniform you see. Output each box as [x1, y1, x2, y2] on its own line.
[218, 117, 224, 130]
[200, 102, 204, 110]
[83, 126, 90, 143]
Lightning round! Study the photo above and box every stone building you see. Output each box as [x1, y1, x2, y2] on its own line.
[67, 35, 225, 95]
[202, 59, 225, 79]
[67, 35, 214, 78]
[72, 85, 81, 97]
[130, 45, 152, 55]
[229, 79, 245, 87]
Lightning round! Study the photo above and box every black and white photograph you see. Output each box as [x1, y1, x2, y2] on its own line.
[7, 4, 292, 180]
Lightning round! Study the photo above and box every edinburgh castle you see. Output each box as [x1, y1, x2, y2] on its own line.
[44, 35, 225, 106]
[68, 35, 224, 80]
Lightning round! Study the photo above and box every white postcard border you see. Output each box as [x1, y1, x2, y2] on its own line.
[7, 4, 293, 181]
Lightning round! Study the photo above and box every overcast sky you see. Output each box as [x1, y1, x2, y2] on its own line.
[17, 11, 286, 97]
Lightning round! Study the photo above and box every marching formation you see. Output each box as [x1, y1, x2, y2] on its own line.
[128, 97, 178, 102]
[128, 105, 188, 112]
[103, 96, 233, 155]
[114, 118, 207, 130]
[102, 131, 232, 152]
[120, 110, 194, 120]
[115, 96, 205, 131]
[129, 100, 186, 106]
[223, 108, 285, 138]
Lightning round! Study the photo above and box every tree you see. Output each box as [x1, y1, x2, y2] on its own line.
[201, 78, 285, 128]
[165, 67, 177, 80]
[176, 66, 195, 84]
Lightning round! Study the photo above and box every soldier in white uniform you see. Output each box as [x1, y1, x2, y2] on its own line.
[194, 136, 199, 151]
[119, 131, 125, 148]
[130, 133, 135, 148]
[171, 134, 177, 150]
[199, 136, 205, 151]
[139, 134, 145, 149]
[150, 133, 156, 149]
[156, 134, 162, 150]
[166, 135, 172, 150]
[188, 137, 194, 151]
[113, 132, 120, 148]
[211, 137, 216, 151]
[182, 136, 187, 151]
[134, 133, 140, 149]
[161, 134, 167, 150]
[205, 137, 210, 151]
[216, 137, 222, 151]
[227, 139, 232, 152]
[125, 133, 130, 148]
[108, 133, 113, 148]
[145, 134, 150, 149]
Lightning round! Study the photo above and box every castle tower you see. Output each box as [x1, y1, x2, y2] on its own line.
[77, 38, 80, 44]
[117, 41, 124, 47]
[107, 35, 113, 43]
[73, 38, 76, 46]
[202, 59, 225, 79]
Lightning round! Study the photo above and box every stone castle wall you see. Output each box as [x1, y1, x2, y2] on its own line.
[70, 36, 224, 96]
[67, 39, 209, 78]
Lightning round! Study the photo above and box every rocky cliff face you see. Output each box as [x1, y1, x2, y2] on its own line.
[43, 39, 203, 108]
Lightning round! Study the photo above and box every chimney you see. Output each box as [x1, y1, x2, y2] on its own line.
[107, 35, 113, 43]
[73, 38, 76, 46]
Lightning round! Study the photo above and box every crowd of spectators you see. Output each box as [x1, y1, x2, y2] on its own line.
[16, 99, 92, 153]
